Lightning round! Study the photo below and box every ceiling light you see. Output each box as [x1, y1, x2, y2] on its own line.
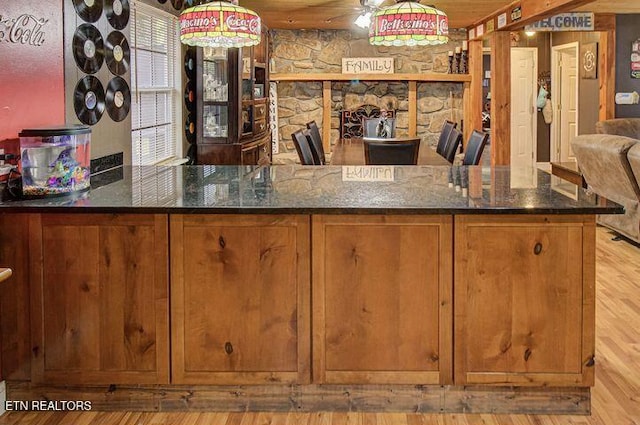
[363, 0, 386, 6]
[525, 31, 536, 37]
[355, 12, 372, 29]
[369, 0, 449, 47]
[180, 1, 261, 48]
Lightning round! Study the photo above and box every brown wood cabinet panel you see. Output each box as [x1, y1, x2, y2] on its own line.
[171, 215, 310, 385]
[312, 215, 453, 385]
[454, 215, 596, 386]
[30, 214, 169, 384]
[0, 214, 32, 380]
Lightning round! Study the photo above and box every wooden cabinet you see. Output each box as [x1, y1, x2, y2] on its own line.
[170, 215, 310, 384]
[195, 28, 270, 165]
[312, 215, 453, 385]
[29, 214, 169, 384]
[454, 215, 595, 386]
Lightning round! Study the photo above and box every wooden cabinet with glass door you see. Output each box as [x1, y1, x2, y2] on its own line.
[195, 27, 271, 165]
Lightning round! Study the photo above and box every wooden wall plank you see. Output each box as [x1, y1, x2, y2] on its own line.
[465, 40, 484, 146]
[490, 32, 511, 166]
[323, 81, 332, 151]
[597, 15, 616, 121]
[409, 81, 417, 138]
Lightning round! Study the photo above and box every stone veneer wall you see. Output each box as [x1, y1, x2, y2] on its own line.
[271, 29, 467, 162]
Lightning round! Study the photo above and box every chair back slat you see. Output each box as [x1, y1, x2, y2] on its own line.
[462, 130, 489, 166]
[291, 130, 317, 165]
[306, 121, 326, 165]
[364, 138, 420, 165]
[436, 120, 457, 155]
[443, 128, 462, 163]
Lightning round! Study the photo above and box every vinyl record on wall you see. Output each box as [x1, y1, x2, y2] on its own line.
[105, 31, 130, 76]
[73, 0, 104, 23]
[184, 48, 196, 76]
[105, 0, 130, 30]
[184, 81, 195, 112]
[185, 113, 196, 144]
[73, 24, 105, 74]
[74, 76, 106, 125]
[105, 77, 131, 122]
[171, 0, 184, 11]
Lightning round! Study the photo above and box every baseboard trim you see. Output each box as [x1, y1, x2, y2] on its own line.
[6, 382, 590, 415]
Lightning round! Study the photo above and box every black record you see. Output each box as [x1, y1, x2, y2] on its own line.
[105, 0, 130, 30]
[73, 0, 103, 23]
[184, 81, 195, 112]
[74, 76, 105, 126]
[105, 77, 131, 122]
[184, 48, 196, 76]
[105, 31, 130, 75]
[73, 24, 104, 74]
[157, 0, 167, 3]
[185, 113, 196, 144]
[171, 0, 184, 10]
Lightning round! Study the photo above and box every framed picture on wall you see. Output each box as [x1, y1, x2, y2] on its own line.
[581, 42, 598, 79]
[632, 39, 640, 79]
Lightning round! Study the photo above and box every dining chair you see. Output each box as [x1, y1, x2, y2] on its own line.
[436, 120, 457, 156]
[364, 138, 420, 165]
[462, 130, 490, 166]
[443, 128, 462, 163]
[306, 121, 326, 165]
[363, 117, 397, 138]
[291, 130, 317, 165]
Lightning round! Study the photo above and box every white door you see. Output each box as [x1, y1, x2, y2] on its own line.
[510, 48, 537, 172]
[552, 43, 579, 163]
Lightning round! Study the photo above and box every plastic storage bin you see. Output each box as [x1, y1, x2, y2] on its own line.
[18, 126, 91, 198]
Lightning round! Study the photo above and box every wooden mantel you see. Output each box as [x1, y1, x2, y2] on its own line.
[271, 73, 477, 150]
[270, 73, 472, 83]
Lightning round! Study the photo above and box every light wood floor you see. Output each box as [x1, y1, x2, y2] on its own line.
[1, 227, 638, 425]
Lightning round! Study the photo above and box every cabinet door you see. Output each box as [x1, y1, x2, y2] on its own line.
[30, 214, 169, 384]
[454, 215, 595, 386]
[312, 215, 453, 385]
[171, 215, 310, 384]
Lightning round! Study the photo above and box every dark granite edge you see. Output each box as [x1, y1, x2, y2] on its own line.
[0, 206, 624, 215]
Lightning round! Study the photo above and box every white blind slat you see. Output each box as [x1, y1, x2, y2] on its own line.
[130, 1, 180, 166]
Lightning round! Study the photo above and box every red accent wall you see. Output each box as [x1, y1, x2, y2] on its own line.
[0, 0, 64, 141]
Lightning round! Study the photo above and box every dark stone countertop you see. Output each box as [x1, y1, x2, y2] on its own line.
[0, 165, 624, 215]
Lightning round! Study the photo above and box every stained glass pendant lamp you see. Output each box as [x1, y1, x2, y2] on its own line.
[180, 0, 261, 48]
[369, 0, 449, 47]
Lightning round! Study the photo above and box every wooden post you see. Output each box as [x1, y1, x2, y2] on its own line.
[490, 31, 511, 166]
[322, 81, 332, 152]
[409, 81, 417, 137]
[464, 40, 484, 148]
[596, 14, 616, 121]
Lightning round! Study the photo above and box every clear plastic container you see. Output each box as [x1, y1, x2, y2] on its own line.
[18, 126, 91, 198]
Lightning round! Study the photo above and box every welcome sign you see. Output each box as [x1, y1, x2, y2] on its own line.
[525, 12, 594, 32]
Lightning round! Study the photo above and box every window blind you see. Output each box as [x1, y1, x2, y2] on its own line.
[130, 1, 181, 166]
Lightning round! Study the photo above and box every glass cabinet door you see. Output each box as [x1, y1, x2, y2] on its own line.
[202, 47, 229, 140]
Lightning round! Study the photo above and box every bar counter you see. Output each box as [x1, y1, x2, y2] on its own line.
[0, 165, 622, 414]
[0, 165, 621, 214]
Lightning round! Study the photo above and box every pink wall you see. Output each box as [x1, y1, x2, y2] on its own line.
[0, 0, 65, 141]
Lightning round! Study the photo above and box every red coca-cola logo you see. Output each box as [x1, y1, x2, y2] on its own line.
[0, 13, 48, 46]
[225, 13, 260, 34]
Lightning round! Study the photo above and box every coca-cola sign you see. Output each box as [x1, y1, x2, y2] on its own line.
[225, 13, 260, 34]
[0, 13, 49, 46]
[180, 9, 259, 37]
